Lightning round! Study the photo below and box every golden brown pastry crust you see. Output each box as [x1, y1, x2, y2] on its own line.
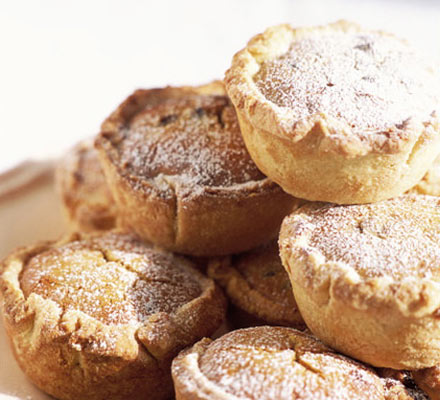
[95, 81, 297, 256]
[413, 366, 440, 400]
[279, 195, 440, 369]
[225, 21, 440, 204]
[56, 140, 117, 231]
[378, 369, 429, 400]
[172, 326, 386, 400]
[0, 231, 227, 400]
[208, 241, 305, 328]
[409, 155, 440, 196]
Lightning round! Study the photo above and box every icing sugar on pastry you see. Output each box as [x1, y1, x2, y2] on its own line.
[172, 326, 385, 400]
[255, 31, 439, 135]
[21, 232, 202, 325]
[119, 95, 264, 195]
[295, 196, 440, 280]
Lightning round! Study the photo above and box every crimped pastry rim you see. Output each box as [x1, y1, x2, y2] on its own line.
[172, 337, 237, 400]
[207, 250, 305, 327]
[0, 230, 226, 363]
[172, 326, 385, 400]
[95, 82, 283, 201]
[279, 195, 440, 318]
[224, 20, 440, 157]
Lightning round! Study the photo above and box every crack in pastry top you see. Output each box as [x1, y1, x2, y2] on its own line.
[254, 31, 440, 135]
[115, 94, 265, 195]
[20, 232, 202, 325]
[286, 195, 440, 280]
[196, 326, 384, 399]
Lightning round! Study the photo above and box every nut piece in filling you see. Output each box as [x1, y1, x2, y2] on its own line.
[56, 140, 117, 232]
[172, 326, 386, 400]
[208, 241, 305, 328]
[95, 82, 298, 256]
[280, 194, 440, 369]
[225, 21, 440, 204]
[0, 231, 226, 400]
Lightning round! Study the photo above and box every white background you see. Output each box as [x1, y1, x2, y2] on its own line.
[1, 0, 440, 173]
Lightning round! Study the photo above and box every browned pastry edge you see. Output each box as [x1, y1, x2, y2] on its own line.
[224, 21, 440, 204]
[172, 326, 387, 400]
[225, 21, 440, 156]
[279, 195, 440, 369]
[0, 231, 227, 400]
[413, 366, 440, 400]
[207, 242, 305, 329]
[95, 81, 298, 256]
[56, 140, 117, 232]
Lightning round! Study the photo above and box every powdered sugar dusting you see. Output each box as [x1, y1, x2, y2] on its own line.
[116, 95, 264, 194]
[295, 196, 440, 280]
[199, 326, 384, 399]
[255, 31, 440, 135]
[20, 232, 202, 325]
[409, 155, 440, 196]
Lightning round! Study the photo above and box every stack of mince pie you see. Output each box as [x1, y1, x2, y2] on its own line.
[2, 20, 440, 400]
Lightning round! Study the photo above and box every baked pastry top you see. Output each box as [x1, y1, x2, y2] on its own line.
[282, 195, 440, 282]
[117, 94, 265, 194]
[279, 194, 440, 369]
[96, 82, 296, 256]
[97, 82, 265, 197]
[56, 140, 117, 231]
[172, 326, 386, 400]
[20, 233, 202, 325]
[225, 21, 440, 204]
[226, 21, 440, 155]
[1, 231, 226, 400]
[208, 241, 304, 328]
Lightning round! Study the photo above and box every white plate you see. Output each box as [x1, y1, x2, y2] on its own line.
[0, 162, 66, 400]
[0, 162, 231, 400]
